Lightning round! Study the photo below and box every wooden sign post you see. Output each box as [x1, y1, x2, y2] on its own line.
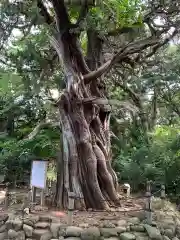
[30, 160, 48, 207]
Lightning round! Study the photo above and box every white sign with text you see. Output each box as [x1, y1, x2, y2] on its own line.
[30, 160, 48, 189]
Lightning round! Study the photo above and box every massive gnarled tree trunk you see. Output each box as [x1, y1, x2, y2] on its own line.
[37, 0, 179, 210]
[48, 2, 120, 210]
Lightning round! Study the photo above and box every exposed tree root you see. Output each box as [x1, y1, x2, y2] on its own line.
[57, 91, 120, 210]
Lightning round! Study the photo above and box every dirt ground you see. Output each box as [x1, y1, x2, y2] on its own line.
[35, 197, 146, 226]
[0, 188, 147, 226]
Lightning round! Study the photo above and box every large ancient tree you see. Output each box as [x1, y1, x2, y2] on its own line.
[1, 0, 180, 209]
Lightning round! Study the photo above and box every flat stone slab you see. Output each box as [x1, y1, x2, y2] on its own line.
[33, 229, 51, 240]
[100, 227, 126, 238]
[50, 223, 62, 238]
[8, 229, 25, 240]
[104, 238, 119, 240]
[65, 238, 81, 240]
[144, 224, 162, 240]
[130, 225, 145, 232]
[128, 218, 140, 225]
[39, 216, 52, 223]
[23, 215, 39, 227]
[35, 222, 50, 229]
[81, 227, 100, 240]
[120, 232, 136, 240]
[117, 220, 128, 227]
[23, 224, 33, 237]
[66, 226, 83, 237]
[100, 228, 118, 238]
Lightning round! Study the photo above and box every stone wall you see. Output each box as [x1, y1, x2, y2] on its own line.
[0, 212, 180, 240]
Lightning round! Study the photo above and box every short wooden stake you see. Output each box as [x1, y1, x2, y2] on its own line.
[145, 181, 152, 224]
[27, 187, 32, 202]
[67, 192, 75, 226]
[161, 184, 165, 208]
[32, 186, 36, 203]
[4, 187, 9, 210]
[146, 180, 151, 193]
[40, 190, 45, 206]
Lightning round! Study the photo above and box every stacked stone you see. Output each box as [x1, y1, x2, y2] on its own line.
[0, 213, 180, 240]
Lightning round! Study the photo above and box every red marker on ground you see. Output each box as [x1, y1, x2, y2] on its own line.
[52, 211, 66, 217]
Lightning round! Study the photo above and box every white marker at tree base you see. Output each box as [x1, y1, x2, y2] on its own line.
[123, 183, 131, 198]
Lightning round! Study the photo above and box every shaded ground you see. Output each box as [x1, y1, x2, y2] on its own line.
[2, 188, 174, 226]
[33, 198, 146, 226]
[0, 188, 147, 226]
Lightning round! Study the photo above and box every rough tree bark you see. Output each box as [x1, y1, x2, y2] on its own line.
[48, 1, 120, 210]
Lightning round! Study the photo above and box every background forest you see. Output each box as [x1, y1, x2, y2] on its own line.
[0, 0, 180, 204]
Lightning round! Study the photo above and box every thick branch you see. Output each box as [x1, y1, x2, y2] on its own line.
[83, 36, 159, 83]
[141, 29, 178, 60]
[37, 0, 54, 25]
[81, 97, 138, 112]
[114, 80, 142, 110]
[84, 24, 179, 83]
[51, 0, 70, 32]
[84, 60, 111, 84]
[107, 25, 140, 37]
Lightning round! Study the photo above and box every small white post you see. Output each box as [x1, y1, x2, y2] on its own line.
[67, 192, 75, 226]
[126, 184, 131, 198]
[122, 183, 131, 198]
[145, 180, 152, 224]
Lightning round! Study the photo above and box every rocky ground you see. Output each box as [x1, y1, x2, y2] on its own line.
[0, 205, 180, 240]
[0, 198, 178, 240]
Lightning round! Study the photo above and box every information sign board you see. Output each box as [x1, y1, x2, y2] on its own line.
[30, 160, 48, 189]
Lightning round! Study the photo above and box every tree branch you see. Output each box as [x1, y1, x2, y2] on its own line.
[81, 97, 138, 112]
[84, 21, 179, 83]
[114, 72, 142, 110]
[141, 29, 178, 60]
[84, 60, 111, 84]
[150, 85, 158, 129]
[76, 2, 89, 27]
[83, 36, 159, 83]
[51, 0, 70, 32]
[37, 0, 54, 25]
[27, 121, 60, 140]
[107, 25, 140, 37]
